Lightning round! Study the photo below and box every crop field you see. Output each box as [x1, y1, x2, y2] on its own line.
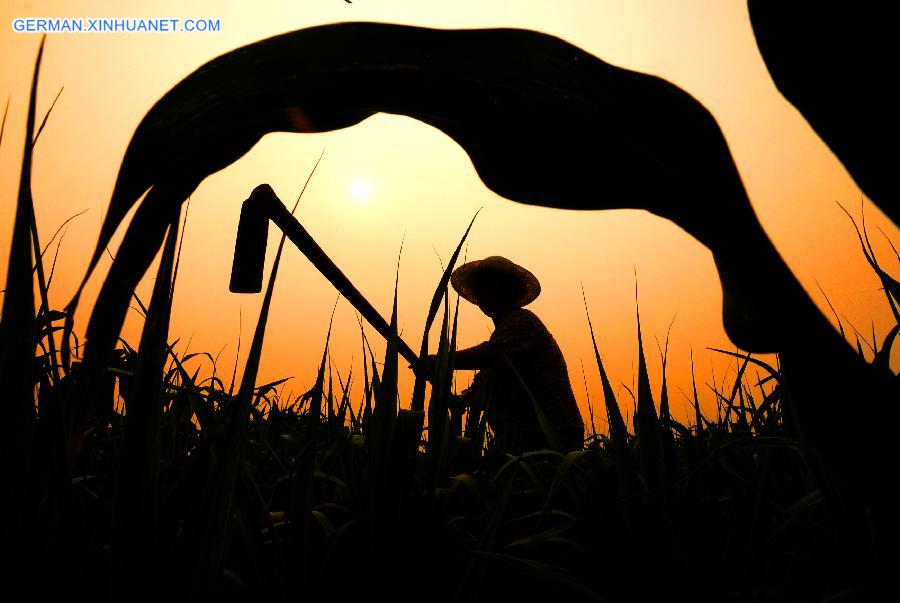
[1, 39, 897, 603]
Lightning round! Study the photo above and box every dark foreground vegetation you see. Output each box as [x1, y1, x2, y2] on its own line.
[5, 212, 897, 603]
[4, 189, 898, 603]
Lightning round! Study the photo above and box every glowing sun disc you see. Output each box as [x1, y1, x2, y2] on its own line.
[350, 179, 372, 202]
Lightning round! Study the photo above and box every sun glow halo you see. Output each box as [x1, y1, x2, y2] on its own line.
[349, 178, 372, 202]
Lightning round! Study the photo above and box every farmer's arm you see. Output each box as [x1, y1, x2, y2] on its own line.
[425, 311, 539, 372]
[423, 341, 496, 373]
[453, 341, 497, 370]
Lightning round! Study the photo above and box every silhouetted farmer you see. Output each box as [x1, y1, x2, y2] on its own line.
[429, 257, 584, 452]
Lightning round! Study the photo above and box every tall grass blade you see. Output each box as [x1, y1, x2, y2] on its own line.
[368, 269, 400, 549]
[426, 293, 454, 488]
[359, 317, 373, 430]
[110, 215, 180, 600]
[657, 318, 674, 423]
[31, 85, 62, 147]
[378, 276, 400, 421]
[708, 347, 780, 382]
[29, 89, 70, 385]
[326, 358, 334, 422]
[301, 299, 337, 423]
[634, 293, 662, 489]
[0, 96, 9, 144]
[336, 366, 353, 426]
[690, 350, 706, 435]
[581, 288, 627, 445]
[189, 174, 312, 598]
[411, 211, 479, 412]
[228, 309, 242, 396]
[816, 281, 846, 339]
[873, 324, 899, 371]
[581, 360, 598, 441]
[657, 325, 677, 484]
[838, 202, 900, 324]
[0, 37, 43, 548]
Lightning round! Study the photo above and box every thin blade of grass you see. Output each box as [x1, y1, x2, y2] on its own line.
[189, 173, 313, 598]
[0, 37, 43, 547]
[838, 202, 900, 323]
[581, 360, 598, 441]
[31, 85, 62, 147]
[110, 215, 180, 600]
[581, 287, 627, 444]
[634, 289, 662, 489]
[690, 350, 708, 434]
[426, 292, 454, 489]
[367, 267, 400, 548]
[0, 96, 9, 144]
[708, 347, 780, 382]
[411, 210, 479, 412]
[301, 298, 337, 423]
[656, 319, 677, 484]
[873, 324, 899, 371]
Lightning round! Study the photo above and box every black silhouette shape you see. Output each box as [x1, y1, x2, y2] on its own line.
[66, 22, 894, 495]
[442, 256, 585, 452]
[72, 22, 827, 366]
[749, 1, 899, 225]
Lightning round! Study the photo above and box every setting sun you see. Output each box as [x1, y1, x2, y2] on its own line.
[349, 178, 372, 202]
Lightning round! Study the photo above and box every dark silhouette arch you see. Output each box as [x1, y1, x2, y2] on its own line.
[73, 22, 827, 364]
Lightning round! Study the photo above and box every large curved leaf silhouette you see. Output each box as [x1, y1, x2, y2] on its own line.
[749, 2, 899, 225]
[73, 22, 827, 376]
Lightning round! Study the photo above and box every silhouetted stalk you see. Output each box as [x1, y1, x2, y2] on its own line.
[110, 215, 180, 601]
[0, 37, 43, 557]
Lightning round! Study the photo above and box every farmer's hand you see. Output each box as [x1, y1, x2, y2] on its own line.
[410, 354, 438, 380]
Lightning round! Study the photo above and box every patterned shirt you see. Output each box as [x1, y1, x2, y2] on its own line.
[470, 308, 584, 450]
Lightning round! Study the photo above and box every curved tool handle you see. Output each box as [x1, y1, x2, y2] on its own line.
[229, 184, 422, 369]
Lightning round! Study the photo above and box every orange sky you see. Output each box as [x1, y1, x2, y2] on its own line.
[1, 0, 897, 427]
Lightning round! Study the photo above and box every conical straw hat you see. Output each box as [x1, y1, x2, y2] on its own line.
[450, 256, 541, 307]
